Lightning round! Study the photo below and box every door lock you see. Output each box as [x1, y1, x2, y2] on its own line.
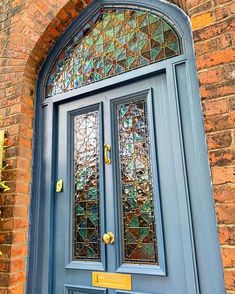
[102, 232, 115, 244]
[56, 179, 63, 193]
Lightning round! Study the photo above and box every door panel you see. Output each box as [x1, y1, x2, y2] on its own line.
[54, 73, 197, 294]
[65, 285, 107, 294]
[116, 292, 155, 294]
[111, 89, 165, 276]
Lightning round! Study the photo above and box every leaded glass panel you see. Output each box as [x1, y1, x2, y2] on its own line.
[46, 8, 181, 97]
[73, 110, 101, 261]
[117, 98, 158, 264]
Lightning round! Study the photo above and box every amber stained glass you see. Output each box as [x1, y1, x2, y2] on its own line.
[73, 110, 101, 261]
[117, 99, 158, 264]
[46, 8, 181, 97]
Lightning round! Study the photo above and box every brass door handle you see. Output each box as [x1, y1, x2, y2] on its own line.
[104, 144, 111, 165]
[102, 232, 115, 244]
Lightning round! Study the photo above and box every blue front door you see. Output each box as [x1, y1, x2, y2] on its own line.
[54, 72, 198, 294]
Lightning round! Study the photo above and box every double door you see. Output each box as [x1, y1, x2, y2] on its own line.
[54, 73, 198, 294]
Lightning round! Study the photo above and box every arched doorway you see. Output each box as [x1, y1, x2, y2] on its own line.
[28, 1, 225, 293]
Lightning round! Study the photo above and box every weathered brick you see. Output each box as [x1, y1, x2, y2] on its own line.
[203, 98, 228, 116]
[221, 246, 235, 268]
[205, 113, 235, 132]
[214, 185, 235, 204]
[216, 205, 235, 224]
[218, 226, 235, 245]
[192, 12, 213, 30]
[212, 166, 235, 185]
[214, 6, 230, 21]
[196, 49, 235, 70]
[229, 3, 235, 14]
[8, 284, 24, 294]
[9, 272, 26, 285]
[229, 96, 235, 111]
[224, 269, 235, 290]
[193, 16, 235, 42]
[10, 259, 25, 273]
[188, 1, 212, 16]
[209, 148, 235, 166]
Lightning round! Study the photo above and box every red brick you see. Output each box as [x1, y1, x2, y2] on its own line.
[214, 6, 230, 21]
[216, 205, 235, 224]
[35, 0, 50, 16]
[221, 246, 235, 268]
[199, 67, 224, 84]
[193, 16, 235, 42]
[0, 261, 10, 273]
[214, 186, 235, 204]
[229, 96, 235, 111]
[11, 245, 28, 258]
[209, 148, 235, 166]
[229, 3, 235, 14]
[8, 284, 24, 294]
[203, 98, 228, 116]
[214, 0, 231, 4]
[9, 272, 26, 286]
[212, 166, 235, 185]
[224, 269, 235, 290]
[10, 259, 25, 273]
[0, 273, 9, 287]
[200, 80, 235, 99]
[0, 233, 13, 245]
[218, 226, 235, 245]
[205, 112, 235, 132]
[196, 49, 235, 70]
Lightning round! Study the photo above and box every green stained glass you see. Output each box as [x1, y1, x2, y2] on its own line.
[117, 98, 158, 265]
[73, 110, 100, 261]
[46, 8, 182, 97]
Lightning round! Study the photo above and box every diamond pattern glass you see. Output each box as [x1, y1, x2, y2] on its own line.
[46, 8, 181, 97]
[117, 98, 158, 264]
[73, 110, 100, 261]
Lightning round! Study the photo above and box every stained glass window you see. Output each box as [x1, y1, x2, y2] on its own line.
[117, 98, 158, 264]
[46, 8, 181, 97]
[73, 110, 101, 261]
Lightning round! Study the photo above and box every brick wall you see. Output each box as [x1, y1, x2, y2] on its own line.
[189, 1, 235, 292]
[0, 0, 234, 293]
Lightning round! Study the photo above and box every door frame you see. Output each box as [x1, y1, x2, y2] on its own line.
[27, 1, 225, 293]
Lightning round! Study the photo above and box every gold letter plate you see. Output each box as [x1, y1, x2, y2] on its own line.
[92, 272, 132, 291]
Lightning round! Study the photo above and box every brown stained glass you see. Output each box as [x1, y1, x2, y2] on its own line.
[73, 110, 100, 261]
[46, 9, 181, 97]
[117, 99, 158, 264]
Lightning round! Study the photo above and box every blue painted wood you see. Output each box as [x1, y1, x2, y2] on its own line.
[42, 55, 186, 106]
[110, 89, 166, 276]
[64, 103, 106, 272]
[165, 63, 199, 293]
[27, 102, 56, 294]
[53, 100, 107, 293]
[174, 62, 225, 294]
[65, 285, 107, 294]
[116, 291, 156, 294]
[52, 75, 199, 293]
[27, 1, 226, 293]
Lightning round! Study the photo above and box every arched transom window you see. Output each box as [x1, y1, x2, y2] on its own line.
[46, 8, 182, 97]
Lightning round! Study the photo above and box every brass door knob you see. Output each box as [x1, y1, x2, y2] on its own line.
[102, 232, 115, 244]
